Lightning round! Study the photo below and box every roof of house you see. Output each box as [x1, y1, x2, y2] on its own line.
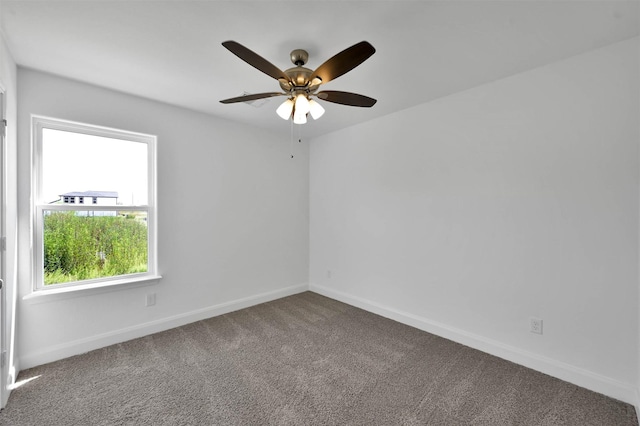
[60, 191, 119, 198]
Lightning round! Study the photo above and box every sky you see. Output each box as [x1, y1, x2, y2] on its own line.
[41, 128, 148, 205]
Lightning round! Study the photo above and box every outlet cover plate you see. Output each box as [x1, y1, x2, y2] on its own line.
[146, 293, 156, 307]
[530, 317, 543, 334]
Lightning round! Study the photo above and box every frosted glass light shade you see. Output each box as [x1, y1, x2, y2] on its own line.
[308, 99, 325, 120]
[276, 98, 294, 120]
[293, 109, 307, 124]
[295, 94, 311, 114]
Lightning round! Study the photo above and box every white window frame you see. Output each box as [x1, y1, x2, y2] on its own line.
[31, 115, 160, 294]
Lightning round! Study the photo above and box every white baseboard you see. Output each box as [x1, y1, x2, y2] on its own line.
[19, 283, 308, 370]
[310, 283, 638, 406]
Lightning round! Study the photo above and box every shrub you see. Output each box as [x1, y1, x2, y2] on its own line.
[44, 211, 148, 285]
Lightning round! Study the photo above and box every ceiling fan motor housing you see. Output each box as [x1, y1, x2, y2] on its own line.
[280, 66, 315, 91]
[278, 49, 321, 94]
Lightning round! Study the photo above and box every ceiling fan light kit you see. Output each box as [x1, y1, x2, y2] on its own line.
[220, 40, 377, 125]
[276, 98, 295, 120]
[308, 99, 325, 120]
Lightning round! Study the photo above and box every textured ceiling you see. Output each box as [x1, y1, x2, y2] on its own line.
[1, 0, 638, 138]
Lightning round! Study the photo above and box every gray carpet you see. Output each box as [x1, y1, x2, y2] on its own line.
[0, 292, 637, 425]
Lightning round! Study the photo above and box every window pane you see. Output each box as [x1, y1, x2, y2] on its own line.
[34, 116, 157, 292]
[43, 210, 148, 285]
[42, 128, 148, 205]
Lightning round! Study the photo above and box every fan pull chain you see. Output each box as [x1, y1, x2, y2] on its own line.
[289, 118, 294, 158]
[289, 120, 305, 159]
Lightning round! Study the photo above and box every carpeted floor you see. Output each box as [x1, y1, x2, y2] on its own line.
[0, 292, 637, 425]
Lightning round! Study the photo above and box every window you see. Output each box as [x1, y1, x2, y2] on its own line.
[32, 116, 159, 292]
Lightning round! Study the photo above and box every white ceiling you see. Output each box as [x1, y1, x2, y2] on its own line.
[1, 0, 638, 138]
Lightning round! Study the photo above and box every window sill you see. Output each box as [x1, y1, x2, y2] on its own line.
[23, 274, 162, 302]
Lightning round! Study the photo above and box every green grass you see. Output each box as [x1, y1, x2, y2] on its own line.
[44, 211, 148, 285]
[44, 263, 148, 285]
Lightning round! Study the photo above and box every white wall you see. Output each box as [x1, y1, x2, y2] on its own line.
[310, 37, 639, 403]
[16, 69, 309, 368]
[0, 24, 19, 407]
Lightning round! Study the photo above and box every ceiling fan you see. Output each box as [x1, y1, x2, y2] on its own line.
[220, 40, 377, 124]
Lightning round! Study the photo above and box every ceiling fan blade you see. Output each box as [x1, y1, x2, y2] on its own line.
[309, 41, 375, 85]
[222, 41, 289, 82]
[316, 91, 377, 107]
[220, 92, 286, 104]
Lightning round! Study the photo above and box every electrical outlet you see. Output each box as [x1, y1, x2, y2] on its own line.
[145, 293, 156, 307]
[530, 317, 543, 334]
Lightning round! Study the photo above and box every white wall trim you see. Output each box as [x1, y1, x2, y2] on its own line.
[19, 283, 308, 370]
[310, 283, 638, 405]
